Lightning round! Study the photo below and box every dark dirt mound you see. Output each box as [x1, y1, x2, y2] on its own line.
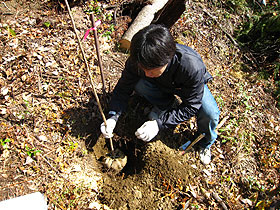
[91, 95, 206, 209]
[98, 139, 204, 210]
[81, 92, 198, 209]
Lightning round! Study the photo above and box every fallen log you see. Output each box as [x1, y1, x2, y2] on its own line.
[119, 0, 169, 50]
[119, 0, 186, 50]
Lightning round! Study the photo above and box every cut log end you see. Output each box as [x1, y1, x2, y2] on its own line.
[119, 39, 131, 51]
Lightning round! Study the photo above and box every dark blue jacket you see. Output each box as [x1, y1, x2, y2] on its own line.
[109, 44, 212, 129]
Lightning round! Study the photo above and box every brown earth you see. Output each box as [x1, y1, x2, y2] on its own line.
[0, 0, 279, 210]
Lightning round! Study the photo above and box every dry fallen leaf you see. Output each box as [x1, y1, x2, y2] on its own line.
[1, 87, 8, 96]
[240, 198, 253, 206]
[38, 135, 48, 142]
[24, 156, 34, 165]
[0, 108, 7, 115]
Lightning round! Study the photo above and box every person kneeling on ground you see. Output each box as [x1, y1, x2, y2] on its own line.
[100, 24, 220, 165]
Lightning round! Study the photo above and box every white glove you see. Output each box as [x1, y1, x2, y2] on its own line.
[135, 120, 159, 142]
[100, 118, 116, 138]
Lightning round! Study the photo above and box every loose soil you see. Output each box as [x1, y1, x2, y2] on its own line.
[0, 0, 279, 209]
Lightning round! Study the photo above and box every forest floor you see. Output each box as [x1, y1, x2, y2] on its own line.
[0, 0, 279, 209]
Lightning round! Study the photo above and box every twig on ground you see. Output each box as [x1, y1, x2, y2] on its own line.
[216, 115, 229, 130]
[109, 199, 115, 208]
[41, 154, 62, 177]
[1, 2, 11, 10]
[36, 66, 43, 94]
[113, 58, 125, 68]
[2, 12, 14, 15]
[113, 6, 119, 25]
[212, 192, 228, 210]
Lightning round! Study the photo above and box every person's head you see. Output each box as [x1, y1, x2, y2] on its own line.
[130, 24, 176, 78]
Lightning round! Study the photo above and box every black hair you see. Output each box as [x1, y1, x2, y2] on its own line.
[130, 24, 176, 69]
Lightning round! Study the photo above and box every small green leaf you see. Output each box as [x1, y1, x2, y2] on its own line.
[0, 138, 11, 149]
[44, 22, 51, 28]
[25, 146, 42, 157]
[9, 28, 16, 36]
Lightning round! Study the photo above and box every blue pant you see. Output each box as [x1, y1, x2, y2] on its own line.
[135, 79, 220, 149]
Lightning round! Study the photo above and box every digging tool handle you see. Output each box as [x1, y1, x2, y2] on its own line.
[185, 133, 205, 151]
[90, 14, 106, 95]
[180, 133, 205, 155]
[64, 0, 114, 152]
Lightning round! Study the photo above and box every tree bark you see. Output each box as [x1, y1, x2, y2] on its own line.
[153, 0, 186, 28]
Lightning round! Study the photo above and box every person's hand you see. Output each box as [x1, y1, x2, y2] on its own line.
[100, 118, 117, 138]
[135, 120, 159, 142]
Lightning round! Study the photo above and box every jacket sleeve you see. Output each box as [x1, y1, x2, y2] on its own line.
[109, 58, 140, 116]
[156, 65, 205, 129]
